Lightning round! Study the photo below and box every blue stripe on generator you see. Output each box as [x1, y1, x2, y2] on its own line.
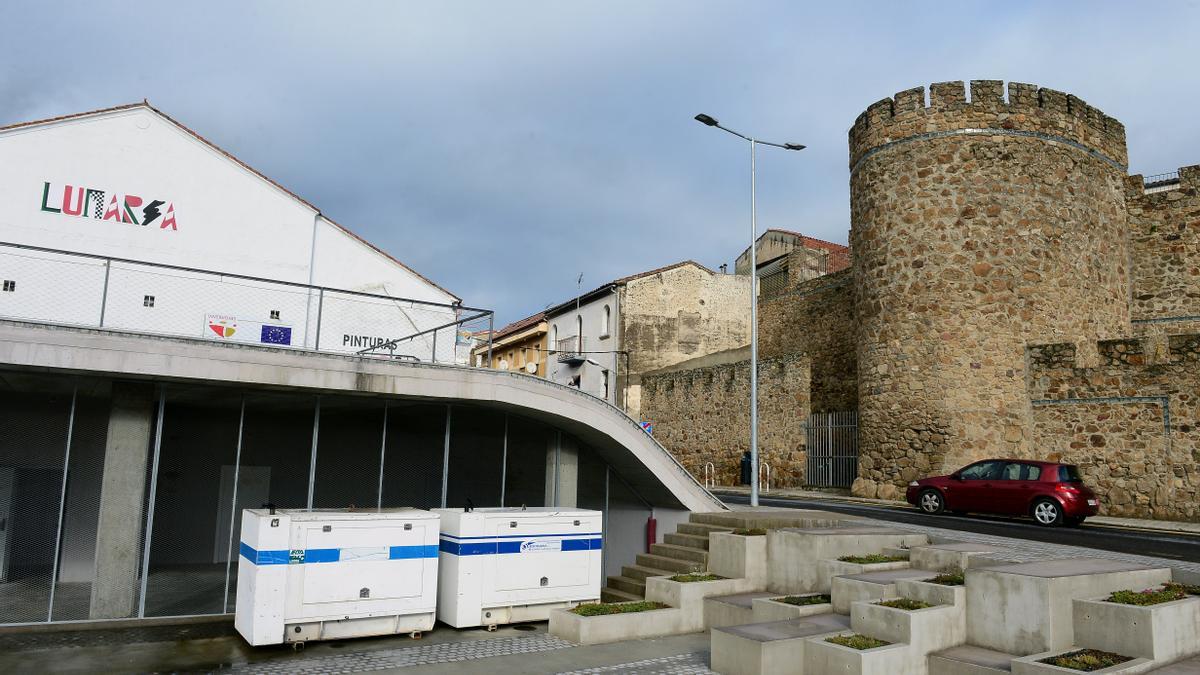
[391, 545, 439, 559]
[240, 542, 438, 565]
[439, 537, 603, 556]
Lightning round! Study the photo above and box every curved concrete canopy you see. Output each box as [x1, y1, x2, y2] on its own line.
[0, 319, 724, 512]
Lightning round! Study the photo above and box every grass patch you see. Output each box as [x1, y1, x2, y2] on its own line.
[1106, 585, 1188, 606]
[731, 528, 766, 536]
[825, 634, 890, 650]
[668, 573, 725, 583]
[836, 554, 906, 565]
[1039, 649, 1132, 671]
[875, 597, 932, 610]
[928, 571, 965, 586]
[774, 594, 831, 606]
[570, 601, 668, 617]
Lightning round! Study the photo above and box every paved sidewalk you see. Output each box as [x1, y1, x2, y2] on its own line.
[712, 485, 1200, 535]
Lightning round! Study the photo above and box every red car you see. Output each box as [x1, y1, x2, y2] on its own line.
[905, 459, 1100, 527]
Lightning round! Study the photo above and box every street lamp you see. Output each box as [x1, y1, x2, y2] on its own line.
[694, 113, 804, 508]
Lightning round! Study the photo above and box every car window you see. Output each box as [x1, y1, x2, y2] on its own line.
[959, 461, 1002, 480]
[1002, 462, 1041, 480]
[1058, 465, 1083, 482]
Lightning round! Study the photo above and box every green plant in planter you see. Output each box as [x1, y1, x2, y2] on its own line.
[825, 634, 890, 650]
[774, 594, 831, 606]
[1167, 582, 1200, 596]
[1039, 649, 1132, 671]
[837, 554, 906, 565]
[570, 601, 668, 616]
[1106, 585, 1188, 606]
[875, 597, 932, 610]
[928, 571, 965, 586]
[731, 528, 767, 536]
[668, 573, 725, 583]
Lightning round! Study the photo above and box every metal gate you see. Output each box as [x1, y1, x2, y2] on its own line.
[804, 411, 858, 488]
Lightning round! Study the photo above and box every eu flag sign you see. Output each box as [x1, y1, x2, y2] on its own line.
[260, 325, 292, 345]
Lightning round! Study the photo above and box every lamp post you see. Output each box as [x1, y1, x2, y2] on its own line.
[694, 113, 804, 508]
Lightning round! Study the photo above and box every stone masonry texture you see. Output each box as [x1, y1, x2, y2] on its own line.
[851, 80, 1132, 501]
[641, 80, 1200, 520]
[640, 353, 810, 486]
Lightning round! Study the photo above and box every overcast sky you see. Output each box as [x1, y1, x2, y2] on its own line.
[4, 1, 1199, 324]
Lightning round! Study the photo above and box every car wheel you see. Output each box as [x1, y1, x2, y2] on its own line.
[1032, 498, 1064, 527]
[918, 489, 945, 515]
[1064, 516, 1085, 528]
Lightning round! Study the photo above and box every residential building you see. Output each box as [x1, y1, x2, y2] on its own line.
[545, 261, 751, 418]
[734, 229, 850, 299]
[471, 311, 548, 375]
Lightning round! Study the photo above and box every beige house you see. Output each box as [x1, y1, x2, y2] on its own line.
[472, 312, 549, 376]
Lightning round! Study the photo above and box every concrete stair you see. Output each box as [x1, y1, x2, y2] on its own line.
[665, 532, 711, 550]
[650, 542, 709, 565]
[636, 552, 703, 574]
[599, 513, 724, 601]
[600, 586, 641, 603]
[929, 645, 1015, 674]
[621, 564, 672, 581]
[606, 575, 646, 596]
[676, 522, 734, 537]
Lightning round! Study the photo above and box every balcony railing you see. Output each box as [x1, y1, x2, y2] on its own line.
[556, 335, 585, 364]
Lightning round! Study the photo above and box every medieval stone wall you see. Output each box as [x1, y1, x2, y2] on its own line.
[1028, 334, 1200, 521]
[1128, 165, 1200, 337]
[759, 267, 857, 413]
[640, 352, 810, 487]
[849, 80, 1132, 500]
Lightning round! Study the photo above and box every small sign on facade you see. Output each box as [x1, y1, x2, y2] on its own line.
[640, 421, 653, 435]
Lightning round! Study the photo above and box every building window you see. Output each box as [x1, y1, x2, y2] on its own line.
[270, 309, 281, 320]
[550, 324, 557, 349]
[600, 305, 610, 336]
[601, 369, 609, 399]
[570, 374, 581, 388]
[143, 295, 155, 307]
[2, 280, 14, 292]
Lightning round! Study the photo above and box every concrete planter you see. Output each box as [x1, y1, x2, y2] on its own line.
[964, 559, 1172, 655]
[1010, 650, 1155, 675]
[818, 558, 910, 593]
[709, 532, 768, 585]
[766, 527, 928, 593]
[909, 543, 1005, 572]
[646, 575, 761, 631]
[1073, 595, 1200, 663]
[548, 605, 687, 645]
[803, 633, 920, 675]
[894, 578, 966, 608]
[751, 595, 833, 623]
[850, 600, 965, 654]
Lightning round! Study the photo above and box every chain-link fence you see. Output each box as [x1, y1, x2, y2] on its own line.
[0, 241, 493, 365]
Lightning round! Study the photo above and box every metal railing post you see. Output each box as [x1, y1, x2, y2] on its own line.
[222, 397, 246, 612]
[440, 405, 452, 508]
[486, 312, 494, 367]
[499, 413, 508, 507]
[377, 401, 388, 509]
[306, 396, 321, 509]
[313, 289, 324, 351]
[98, 259, 111, 328]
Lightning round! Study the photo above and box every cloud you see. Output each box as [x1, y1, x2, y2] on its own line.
[2, 1, 1197, 323]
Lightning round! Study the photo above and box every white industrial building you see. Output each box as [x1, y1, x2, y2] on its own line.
[0, 102, 462, 361]
[0, 102, 720, 629]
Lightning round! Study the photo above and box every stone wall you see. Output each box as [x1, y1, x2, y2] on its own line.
[621, 265, 751, 417]
[640, 352, 810, 487]
[1128, 165, 1200, 336]
[758, 267, 857, 413]
[1028, 334, 1200, 521]
[850, 81, 1132, 500]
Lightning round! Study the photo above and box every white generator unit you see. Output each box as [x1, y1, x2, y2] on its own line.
[434, 507, 602, 628]
[235, 508, 439, 646]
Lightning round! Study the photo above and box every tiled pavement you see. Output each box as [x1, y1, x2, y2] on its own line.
[557, 651, 714, 674]
[224, 633, 575, 674]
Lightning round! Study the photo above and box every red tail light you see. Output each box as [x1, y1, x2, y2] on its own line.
[1055, 483, 1082, 494]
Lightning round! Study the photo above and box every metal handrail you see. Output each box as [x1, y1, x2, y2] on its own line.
[703, 462, 716, 489]
[1144, 171, 1180, 187]
[759, 462, 771, 493]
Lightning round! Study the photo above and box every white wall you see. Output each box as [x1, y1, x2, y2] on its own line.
[0, 106, 459, 359]
[546, 290, 620, 404]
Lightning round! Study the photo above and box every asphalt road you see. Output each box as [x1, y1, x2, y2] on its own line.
[717, 492, 1200, 564]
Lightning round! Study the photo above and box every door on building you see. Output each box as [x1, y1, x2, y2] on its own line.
[945, 460, 1005, 512]
[212, 465, 271, 564]
[0, 467, 13, 582]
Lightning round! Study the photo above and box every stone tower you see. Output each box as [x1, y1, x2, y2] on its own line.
[849, 80, 1132, 499]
